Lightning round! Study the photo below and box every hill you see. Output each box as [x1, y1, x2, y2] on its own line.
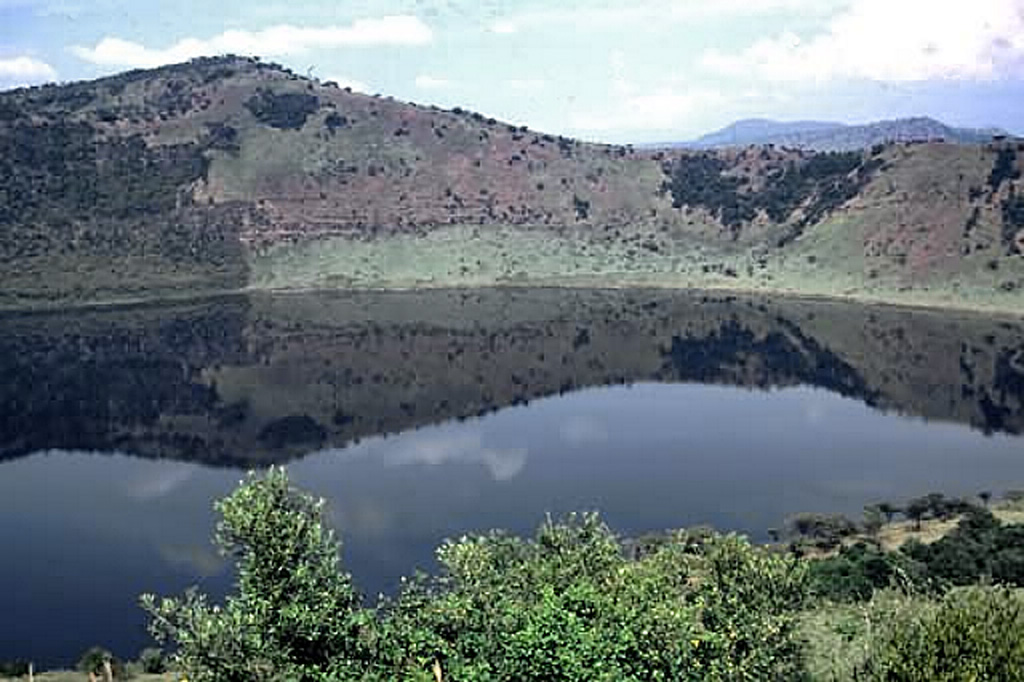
[0, 56, 1022, 313]
[688, 116, 1007, 151]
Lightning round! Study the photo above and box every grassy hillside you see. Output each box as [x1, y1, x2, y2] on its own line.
[1, 56, 1022, 312]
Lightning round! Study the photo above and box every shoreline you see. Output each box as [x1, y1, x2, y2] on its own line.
[1, 277, 1021, 319]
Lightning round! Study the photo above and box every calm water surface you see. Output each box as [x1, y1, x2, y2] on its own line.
[1, 288, 1022, 666]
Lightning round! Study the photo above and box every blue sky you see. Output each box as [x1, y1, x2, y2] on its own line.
[1, 0, 1021, 142]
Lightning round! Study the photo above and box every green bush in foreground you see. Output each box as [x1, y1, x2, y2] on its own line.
[374, 520, 807, 681]
[858, 586, 1024, 681]
[144, 468, 809, 681]
[141, 468, 372, 681]
[141, 469, 1024, 681]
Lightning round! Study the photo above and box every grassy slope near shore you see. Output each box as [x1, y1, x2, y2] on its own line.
[245, 222, 1024, 317]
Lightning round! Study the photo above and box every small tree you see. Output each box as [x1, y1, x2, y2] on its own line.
[137, 647, 166, 674]
[863, 505, 885, 539]
[76, 647, 126, 681]
[905, 498, 930, 531]
[142, 467, 371, 681]
[877, 502, 900, 523]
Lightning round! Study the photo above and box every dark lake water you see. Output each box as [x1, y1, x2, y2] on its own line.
[2, 288, 1023, 667]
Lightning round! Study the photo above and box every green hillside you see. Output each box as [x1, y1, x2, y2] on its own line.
[0, 56, 1022, 313]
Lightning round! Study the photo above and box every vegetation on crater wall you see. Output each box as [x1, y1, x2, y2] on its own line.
[244, 88, 320, 130]
[660, 150, 881, 241]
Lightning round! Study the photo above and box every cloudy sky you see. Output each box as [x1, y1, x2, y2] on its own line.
[1, 0, 1021, 142]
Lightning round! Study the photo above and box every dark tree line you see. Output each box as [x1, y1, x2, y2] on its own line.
[661, 150, 880, 238]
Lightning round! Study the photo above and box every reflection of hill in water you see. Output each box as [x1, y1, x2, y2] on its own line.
[1, 290, 1022, 467]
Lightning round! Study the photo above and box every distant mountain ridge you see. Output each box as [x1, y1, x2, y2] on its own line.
[685, 117, 1009, 151]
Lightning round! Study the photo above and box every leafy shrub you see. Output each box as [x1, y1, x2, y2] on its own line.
[244, 88, 319, 129]
[376, 520, 808, 681]
[662, 150, 875, 234]
[573, 194, 590, 220]
[808, 542, 930, 602]
[1003, 192, 1024, 253]
[324, 112, 348, 133]
[904, 507, 1024, 587]
[77, 646, 129, 681]
[989, 146, 1020, 190]
[0, 660, 30, 676]
[787, 512, 858, 551]
[137, 646, 167, 674]
[859, 586, 1024, 681]
[144, 470, 811, 681]
[142, 467, 371, 681]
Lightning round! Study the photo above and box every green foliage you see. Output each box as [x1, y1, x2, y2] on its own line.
[77, 646, 129, 680]
[662, 150, 875, 236]
[137, 647, 167, 674]
[376, 520, 808, 681]
[989, 146, 1020, 190]
[903, 507, 1024, 587]
[0, 119, 208, 228]
[0, 660, 30, 676]
[662, 154, 752, 229]
[808, 542, 929, 603]
[786, 513, 858, 551]
[572, 194, 590, 221]
[858, 586, 1024, 681]
[141, 467, 370, 681]
[245, 88, 320, 130]
[1002, 192, 1024, 253]
[144, 471, 811, 681]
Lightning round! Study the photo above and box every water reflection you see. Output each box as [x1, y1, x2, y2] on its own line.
[1, 289, 1022, 468]
[1, 289, 1023, 666]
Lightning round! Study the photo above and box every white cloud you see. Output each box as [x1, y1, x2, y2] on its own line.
[489, 19, 519, 34]
[123, 465, 196, 501]
[381, 431, 527, 482]
[0, 56, 57, 84]
[415, 74, 452, 89]
[324, 427, 528, 482]
[701, 0, 1024, 82]
[505, 78, 546, 93]
[570, 87, 727, 132]
[486, 0, 842, 35]
[325, 75, 370, 93]
[70, 15, 433, 68]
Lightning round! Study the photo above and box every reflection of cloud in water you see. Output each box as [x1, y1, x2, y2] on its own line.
[382, 431, 527, 482]
[328, 498, 397, 538]
[122, 464, 197, 501]
[157, 542, 225, 578]
[560, 415, 609, 446]
[326, 428, 527, 482]
[795, 390, 830, 427]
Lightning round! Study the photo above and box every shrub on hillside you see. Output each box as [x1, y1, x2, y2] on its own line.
[808, 542, 931, 602]
[77, 646, 129, 681]
[244, 88, 319, 130]
[858, 586, 1024, 681]
[903, 507, 1024, 587]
